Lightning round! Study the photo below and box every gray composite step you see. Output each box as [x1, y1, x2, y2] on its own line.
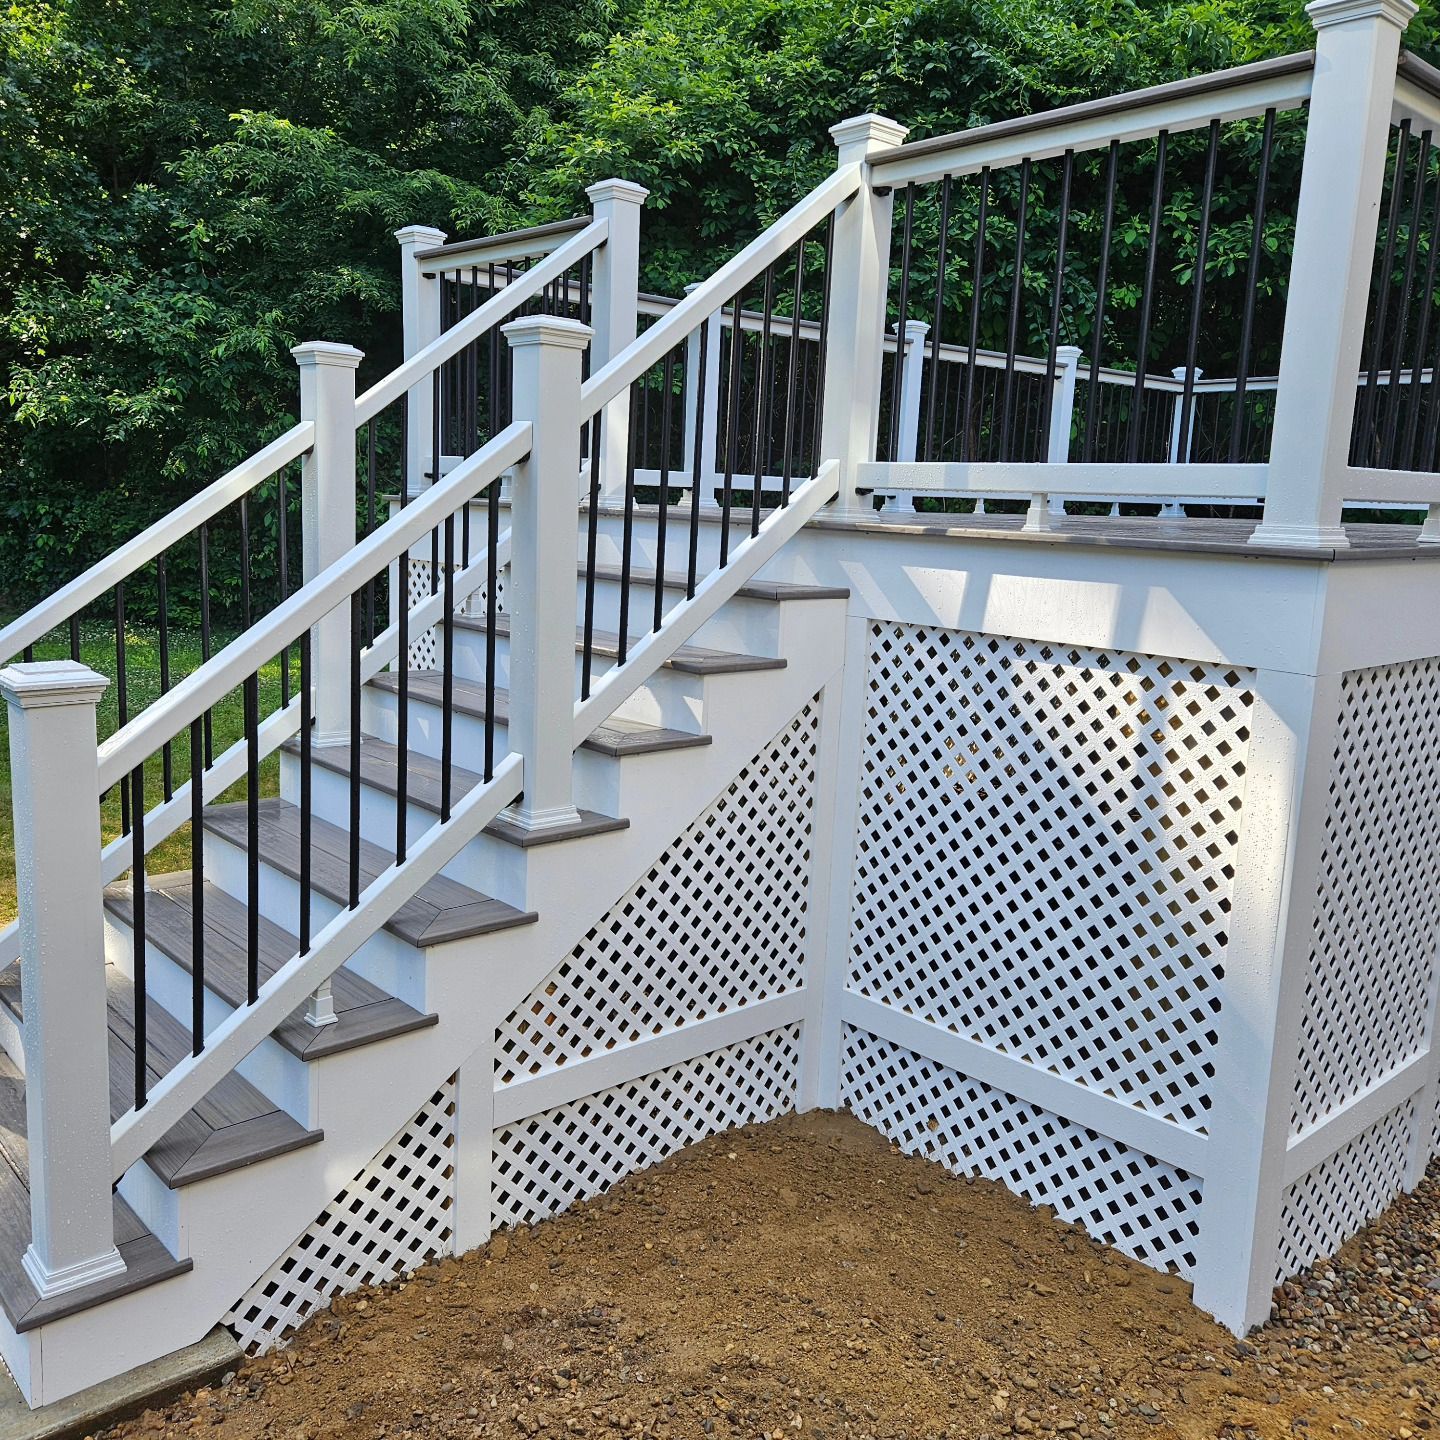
[0, 1052, 191, 1333]
[203, 797, 538, 947]
[586, 562, 851, 604]
[0, 962, 322, 1191]
[449, 611, 787, 676]
[368, 671, 713, 759]
[105, 873, 438, 1059]
[282, 735, 629, 847]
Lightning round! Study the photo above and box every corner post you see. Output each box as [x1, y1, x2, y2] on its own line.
[395, 226, 447, 495]
[1252, 0, 1416, 549]
[820, 114, 909, 516]
[586, 180, 649, 498]
[502, 316, 592, 833]
[0, 661, 125, 1300]
[294, 341, 364, 747]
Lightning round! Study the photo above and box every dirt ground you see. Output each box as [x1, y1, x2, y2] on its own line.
[107, 1111, 1440, 1440]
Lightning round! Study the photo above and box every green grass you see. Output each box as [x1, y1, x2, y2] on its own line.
[0, 621, 292, 925]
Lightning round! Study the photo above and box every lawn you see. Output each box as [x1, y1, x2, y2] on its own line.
[0, 621, 292, 926]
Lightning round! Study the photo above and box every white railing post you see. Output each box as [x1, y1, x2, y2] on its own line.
[888, 320, 930, 512]
[1022, 344, 1085, 530]
[394, 226, 447, 495]
[586, 180, 649, 498]
[294, 341, 364, 747]
[502, 316, 592, 832]
[820, 114, 909, 515]
[681, 284, 722, 508]
[1252, 0, 1416, 549]
[0, 661, 125, 1300]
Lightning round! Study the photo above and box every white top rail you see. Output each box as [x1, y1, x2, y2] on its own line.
[95, 421, 532, 793]
[415, 216, 591, 275]
[579, 165, 863, 423]
[0, 420, 316, 665]
[355, 219, 608, 427]
[871, 53, 1315, 189]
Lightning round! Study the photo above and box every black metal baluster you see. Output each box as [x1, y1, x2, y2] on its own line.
[441, 516, 455, 822]
[68, 615, 79, 661]
[1177, 120, 1221, 465]
[131, 762, 146, 1108]
[751, 264, 777, 535]
[581, 411, 603, 701]
[239, 494, 252, 630]
[198, 524, 213, 766]
[365, 422, 378, 643]
[1405, 145, 1440, 469]
[397, 398, 411, 863]
[720, 291, 745, 565]
[929, 175, 956, 461]
[157, 554, 172, 801]
[349, 594, 362, 907]
[889, 185, 916, 461]
[655, 349, 675, 632]
[1083, 141, 1121, 463]
[1362, 121, 1412, 462]
[299, 631, 312, 955]
[190, 718, 204, 1055]
[117, 584, 130, 834]
[244, 671, 259, 1003]
[1000, 158, 1032, 459]
[278, 466, 291, 704]
[1040, 151, 1075, 461]
[688, 323, 709, 597]
[781, 242, 806, 504]
[618, 385, 640, 663]
[812, 216, 836, 470]
[431, 368, 442, 595]
[484, 475, 499, 782]
[1383, 129, 1432, 466]
[1127, 129, 1169, 463]
[1231, 110, 1276, 464]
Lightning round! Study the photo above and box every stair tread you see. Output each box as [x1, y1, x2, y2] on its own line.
[0, 1052, 192, 1332]
[203, 797, 538, 946]
[105, 873, 441, 1059]
[450, 611, 787, 675]
[280, 736, 629, 845]
[0, 962, 322, 1191]
[586, 562, 850, 603]
[368, 672, 713, 758]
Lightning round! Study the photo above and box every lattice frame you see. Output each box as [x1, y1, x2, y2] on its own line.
[495, 703, 818, 1085]
[491, 1025, 801, 1229]
[840, 1025, 1204, 1276]
[849, 622, 1253, 1131]
[1291, 658, 1440, 1134]
[225, 1081, 456, 1352]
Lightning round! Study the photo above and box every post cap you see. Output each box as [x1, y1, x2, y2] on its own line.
[291, 341, 365, 369]
[1056, 343, 1085, 359]
[585, 178, 650, 208]
[829, 114, 909, 158]
[501, 315, 595, 351]
[394, 225, 448, 247]
[1307, 0, 1416, 29]
[0, 660, 109, 711]
[899, 319, 931, 339]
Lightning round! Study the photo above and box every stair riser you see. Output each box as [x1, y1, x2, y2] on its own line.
[575, 578, 784, 658]
[102, 911, 313, 1127]
[360, 688, 625, 816]
[584, 508, 738, 575]
[201, 831, 431, 1013]
[278, 750, 530, 906]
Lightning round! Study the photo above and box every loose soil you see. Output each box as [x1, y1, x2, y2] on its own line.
[107, 1112, 1440, 1440]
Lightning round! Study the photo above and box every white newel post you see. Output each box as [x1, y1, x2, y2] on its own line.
[888, 320, 929, 512]
[395, 226, 447, 495]
[1023, 342, 1085, 527]
[586, 180, 648, 499]
[502, 316, 592, 832]
[0, 661, 126, 1299]
[821, 114, 909, 516]
[1252, 0, 1416, 549]
[294, 342, 364, 748]
[681, 285, 722, 507]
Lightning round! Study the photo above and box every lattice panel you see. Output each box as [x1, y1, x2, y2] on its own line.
[406, 558, 439, 670]
[840, 1025, 1203, 1276]
[1277, 1099, 1417, 1282]
[1291, 659, 1440, 1134]
[850, 623, 1253, 1130]
[491, 1025, 800, 1229]
[495, 703, 818, 1085]
[225, 1081, 456, 1352]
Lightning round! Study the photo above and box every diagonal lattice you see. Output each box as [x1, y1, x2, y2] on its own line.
[1291, 659, 1440, 1135]
[849, 622, 1253, 1130]
[495, 702, 818, 1085]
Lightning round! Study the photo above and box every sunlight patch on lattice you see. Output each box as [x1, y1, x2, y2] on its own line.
[1291, 659, 1440, 1135]
[491, 1026, 800, 1230]
[1277, 1100, 1416, 1283]
[495, 703, 818, 1085]
[839, 1025, 1203, 1277]
[224, 1081, 456, 1352]
[849, 622, 1253, 1131]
